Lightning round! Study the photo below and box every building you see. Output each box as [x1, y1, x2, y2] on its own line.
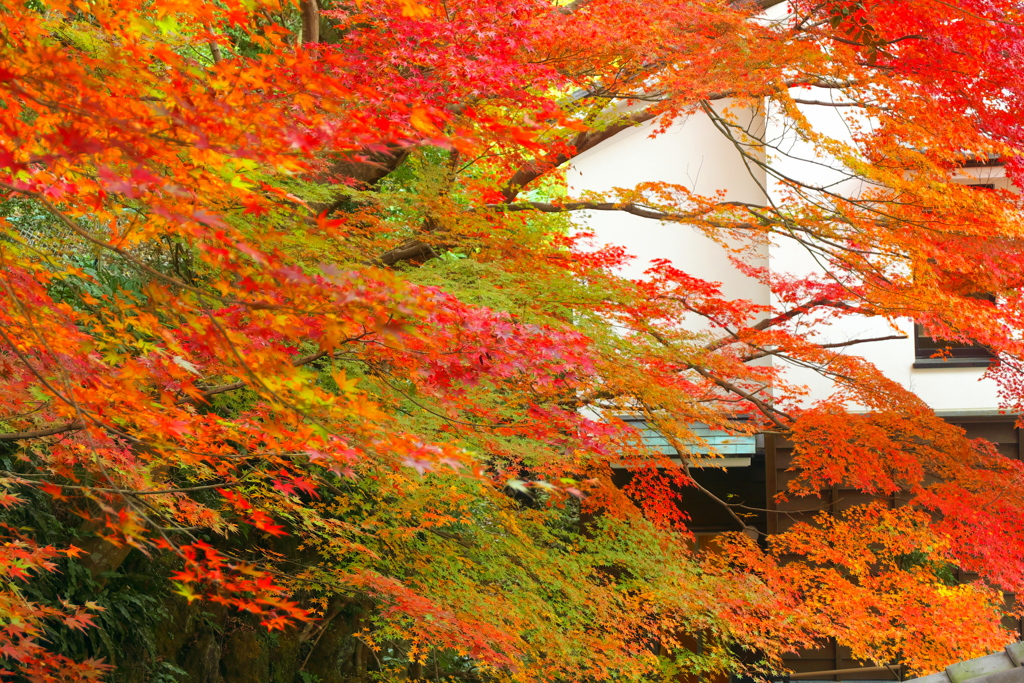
[567, 71, 1023, 683]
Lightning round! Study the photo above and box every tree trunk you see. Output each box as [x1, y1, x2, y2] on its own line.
[301, 0, 319, 45]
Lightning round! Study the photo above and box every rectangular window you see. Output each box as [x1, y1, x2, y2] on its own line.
[913, 293, 996, 368]
[913, 182, 998, 369]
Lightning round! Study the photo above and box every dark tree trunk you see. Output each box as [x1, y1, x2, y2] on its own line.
[301, 0, 319, 45]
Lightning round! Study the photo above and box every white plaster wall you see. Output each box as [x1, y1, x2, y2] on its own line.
[768, 237, 1001, 412]
[569, 89, 1003, 414]
[567, 104, 770, 314]
[765, 90, 1002, 412]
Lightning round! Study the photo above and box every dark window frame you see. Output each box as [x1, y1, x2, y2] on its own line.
[914, 293, 997, 369]
[913, 182, 998, 369]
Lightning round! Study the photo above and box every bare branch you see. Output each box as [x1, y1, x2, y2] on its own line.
[500, 107, 660, 202]
[789, 98, 882, 109]
[481, 199, 762, 223]
[496, 77, 861, 202]
[741, 334, 908, 361]
[751, 298, 868, 332]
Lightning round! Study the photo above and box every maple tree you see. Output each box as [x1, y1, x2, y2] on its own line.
[4, 0, 1024, 680]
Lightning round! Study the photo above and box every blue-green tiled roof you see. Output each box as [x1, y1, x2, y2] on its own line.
[625, 419, 757, 457]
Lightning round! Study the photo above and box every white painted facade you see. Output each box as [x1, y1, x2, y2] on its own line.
[567, 97, 1004, 415]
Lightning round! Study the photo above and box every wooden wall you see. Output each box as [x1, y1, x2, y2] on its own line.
[766, 416, 1024, 680]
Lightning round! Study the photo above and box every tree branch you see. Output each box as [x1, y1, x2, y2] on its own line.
[373, 239, 440, 267]
[741, 334, 908, 362]
[751, 298, 868, 332]
[325, 145, 412, 190]
[0, 420, 84, 442]
[481, 199, 764, 226]
[641, 324, 792, 430]
[499, 108, 659, 202]
[496, 78, 860, 202]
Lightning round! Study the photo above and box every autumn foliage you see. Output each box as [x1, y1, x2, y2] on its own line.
[4, 0, 1024, 679]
